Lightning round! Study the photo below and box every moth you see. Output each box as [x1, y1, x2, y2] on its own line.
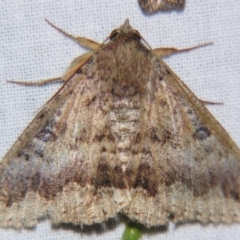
[0, 19, 240, 231]
[138, 0, 185, 14]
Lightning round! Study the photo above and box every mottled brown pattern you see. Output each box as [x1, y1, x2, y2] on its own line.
[150, 128, 161, 142]
[133, 163, 158, 197]
[114, 166, 128, 189]
[138, 0, 185, 14]
[193, 126, 211, 140]
[36, 129, 57, 142]
[96, 162, 112, 188]
[0, 20, 240, 230]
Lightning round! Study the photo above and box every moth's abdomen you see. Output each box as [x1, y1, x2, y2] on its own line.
[109, 97, 141, 170]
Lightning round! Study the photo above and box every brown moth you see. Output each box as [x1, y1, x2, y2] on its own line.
[0, 19, 240, 230]
[138, 0, 185, 14]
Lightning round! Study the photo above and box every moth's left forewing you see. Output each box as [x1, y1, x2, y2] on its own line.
[161, 62, 240, 222]
[122, 53, 240, 226]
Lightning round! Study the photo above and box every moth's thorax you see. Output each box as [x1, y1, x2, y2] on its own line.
[96, 33, 154, 97]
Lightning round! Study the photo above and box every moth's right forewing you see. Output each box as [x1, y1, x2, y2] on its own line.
[0, 56, 120, 228]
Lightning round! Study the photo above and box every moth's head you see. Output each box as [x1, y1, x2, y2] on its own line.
[108, 19, 141, 42]
[105, 19, 152, 50]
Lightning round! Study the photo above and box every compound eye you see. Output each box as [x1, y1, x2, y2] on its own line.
[134, 30, 141, 41]
[109, 29, 119, 40]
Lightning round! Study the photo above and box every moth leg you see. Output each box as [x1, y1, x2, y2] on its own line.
[153, 42, 212, 58]
[7, 20, 100, 86]
[8, 51, 93, 86]
[7, 77, 63, 86]
[199, 99, 223, 105]
[45, 19, 101, 51]
[154, 42, 221, 106]
[62, 52, 93, 81]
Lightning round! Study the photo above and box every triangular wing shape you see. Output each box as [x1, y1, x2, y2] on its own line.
[122, 57, 240, 226]
[1, 20, 240, 230]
